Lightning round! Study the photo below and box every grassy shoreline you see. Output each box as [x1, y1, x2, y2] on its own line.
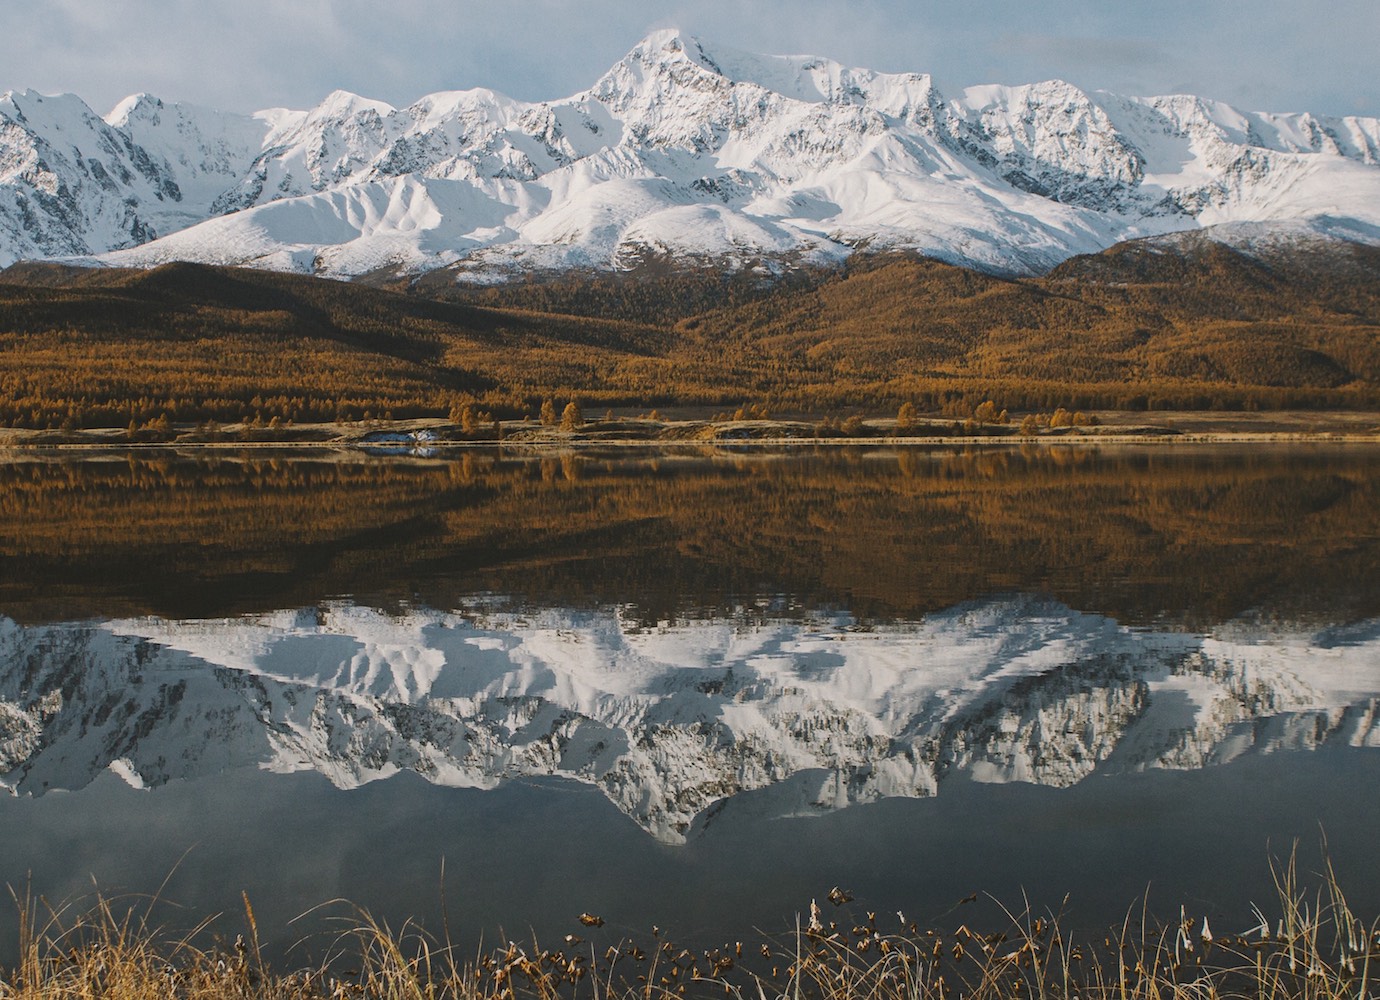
[5, 855, 1377, 1000]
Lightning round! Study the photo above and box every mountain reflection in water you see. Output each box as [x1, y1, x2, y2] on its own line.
[2, 598, 1378, 843]
[1, 444, 1379, 957]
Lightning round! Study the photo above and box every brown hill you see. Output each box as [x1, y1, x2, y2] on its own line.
[0, 261, 673, 427]
[1, 237, 1379, 428]
[657, 240, 1380, 411]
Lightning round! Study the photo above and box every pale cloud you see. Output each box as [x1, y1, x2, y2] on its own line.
[0, 0, 1375, 117]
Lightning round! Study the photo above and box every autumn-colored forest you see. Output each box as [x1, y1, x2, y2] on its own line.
[2, 236, 1380, 430]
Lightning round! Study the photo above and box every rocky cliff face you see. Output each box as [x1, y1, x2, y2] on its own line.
[3, 31, 1380, 276]
[3, 597, 1376, 844]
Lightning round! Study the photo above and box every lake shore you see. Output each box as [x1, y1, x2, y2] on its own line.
[2, 409, 1379, 452]
[5, 861, 1373, 1000]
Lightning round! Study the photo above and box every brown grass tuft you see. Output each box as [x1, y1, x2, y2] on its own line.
[3, 845, 1375, 1000]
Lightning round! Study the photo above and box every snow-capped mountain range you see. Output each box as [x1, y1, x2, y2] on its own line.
[3, 597, 1377, 844]
[3, 30, 1380, 279]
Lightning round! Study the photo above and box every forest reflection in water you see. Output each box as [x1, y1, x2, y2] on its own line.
[0, 443, 1377, 627]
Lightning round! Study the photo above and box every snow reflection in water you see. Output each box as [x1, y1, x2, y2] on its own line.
[4, 596, 1377, 844]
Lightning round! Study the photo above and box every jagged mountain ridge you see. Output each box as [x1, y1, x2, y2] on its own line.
[3, 30, 1380, 277]
[2, 597, 1377, 844]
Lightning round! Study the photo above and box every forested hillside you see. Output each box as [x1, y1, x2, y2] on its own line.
[2, 237, 1379, 430]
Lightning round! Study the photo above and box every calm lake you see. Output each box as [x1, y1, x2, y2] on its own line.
[1, 444, 1378, 962]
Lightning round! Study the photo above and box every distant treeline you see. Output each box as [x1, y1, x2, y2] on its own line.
[2, 240, 1379, 428]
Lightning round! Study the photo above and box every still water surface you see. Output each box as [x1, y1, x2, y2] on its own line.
[0, 445, 1377, 960]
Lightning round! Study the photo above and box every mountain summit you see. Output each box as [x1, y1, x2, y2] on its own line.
[3, 31, 1380, 278]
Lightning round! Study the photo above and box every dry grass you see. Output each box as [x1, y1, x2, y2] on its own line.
[3, 847, 1376, 1000]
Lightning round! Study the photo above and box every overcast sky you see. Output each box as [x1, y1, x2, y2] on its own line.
[3, 0, 1377, 118]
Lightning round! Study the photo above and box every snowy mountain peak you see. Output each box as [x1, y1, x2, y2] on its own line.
[616, 30, 876, 100]
[1, 88, 105, 132]
[589, 30, 735, 112]
[104, 92, 165, 127]
[595, 30, 908, 111]
[311, 89, 396, 122]
[3, 35, 1380, 276]
[622, 28, 723, 73]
